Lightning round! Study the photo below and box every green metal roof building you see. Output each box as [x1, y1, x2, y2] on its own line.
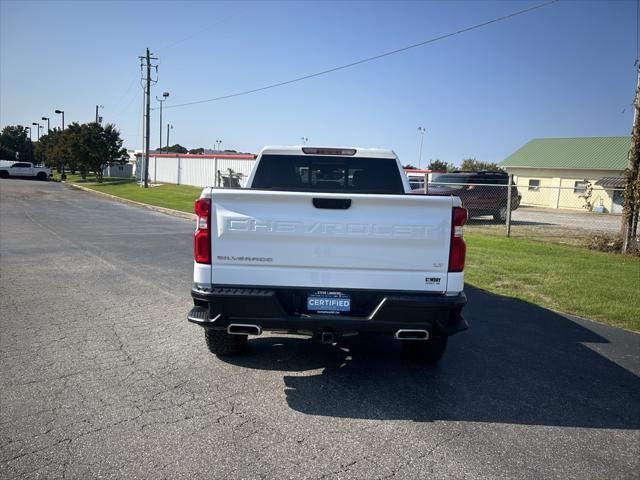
[501, 137, 630, 171]
[500, 137, 630, 213]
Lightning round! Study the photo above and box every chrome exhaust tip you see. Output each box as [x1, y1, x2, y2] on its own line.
[227, 324, 262, 336]
[394, 329, 429, 341]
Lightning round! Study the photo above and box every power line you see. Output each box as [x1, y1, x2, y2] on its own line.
[163, 0, 560, 111]
[116, 86, 142, 117]
[112, 74, 141, 111]
[110, 11, 239, 121]
[156, 10, 242, 53]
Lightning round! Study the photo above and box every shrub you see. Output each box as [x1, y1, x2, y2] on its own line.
[588, 234, 639, 255]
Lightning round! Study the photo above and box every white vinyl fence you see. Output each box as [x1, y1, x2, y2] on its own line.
[136, 154, 256, 188]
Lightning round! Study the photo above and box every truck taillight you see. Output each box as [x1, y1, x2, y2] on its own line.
[194, 198, 211, 264]
[448, 207, 468, 272]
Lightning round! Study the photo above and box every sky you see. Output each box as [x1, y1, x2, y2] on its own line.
[0, 0, 637, 167]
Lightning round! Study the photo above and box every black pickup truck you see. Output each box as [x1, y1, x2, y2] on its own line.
[422, 171, 521, 222]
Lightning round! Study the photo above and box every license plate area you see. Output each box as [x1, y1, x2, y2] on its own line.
[307, 291, 351, 314]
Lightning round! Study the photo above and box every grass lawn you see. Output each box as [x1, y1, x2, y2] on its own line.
[465, 222, 596, 248]
[465, 232, 640, 332]
[78, 181, 202, 213]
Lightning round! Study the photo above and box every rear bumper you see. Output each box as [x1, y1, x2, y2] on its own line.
[189, 286, 467, 337]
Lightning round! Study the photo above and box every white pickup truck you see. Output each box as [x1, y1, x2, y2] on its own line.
[0, 162, 51, 180]
[188, 146, 468, 363]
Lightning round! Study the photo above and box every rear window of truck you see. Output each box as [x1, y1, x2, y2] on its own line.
[251, 155, 405, 194]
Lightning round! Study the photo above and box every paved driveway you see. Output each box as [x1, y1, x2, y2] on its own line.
[468, 207, 621, 232]
[512, 207, 621, 232]
[1, 179, 639, 479]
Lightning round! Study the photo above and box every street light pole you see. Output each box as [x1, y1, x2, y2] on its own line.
[95, 105, 103, 124]
[55, 110, 65, 130]
[55, 109, 65, 179]
[417, 126, 426, 169]
[38, 119, 48, 165]
[156, 92, 169, 153]
[166, 124, 173, 152]
[32, 123, 41, 165]
[32, 123, 41, 142]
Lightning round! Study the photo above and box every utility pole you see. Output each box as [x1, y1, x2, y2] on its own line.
[95, 105, 103, 124]
[140, 86, 146, 185]
[623, 63, 640, 253]
[139, 48, 158, 188]
[144, 48, 152, 188]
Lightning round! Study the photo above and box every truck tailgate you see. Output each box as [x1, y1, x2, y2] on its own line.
[209, 189, 455, 292]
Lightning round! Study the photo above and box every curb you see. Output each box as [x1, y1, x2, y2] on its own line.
[66, 182, 196, 221]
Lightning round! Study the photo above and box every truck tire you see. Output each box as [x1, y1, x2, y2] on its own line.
[402, 336, 448, 364]
[493, 204, 507, 223]
[37, 172, 47, 181]
[204, 329, 247, 356]
[0, 171, 8, 179]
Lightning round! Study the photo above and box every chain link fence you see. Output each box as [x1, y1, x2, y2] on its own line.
[419, 175, 625, 247]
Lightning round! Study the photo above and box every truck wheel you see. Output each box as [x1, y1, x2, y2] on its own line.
[204, 329, 247, 356]
[493, 205, 507, 223]
[37, 172, 47, 181]
[402, 336, 448, 364]
[0, 171, 8, 178]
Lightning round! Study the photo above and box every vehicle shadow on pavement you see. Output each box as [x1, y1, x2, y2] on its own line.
[221, 287, 640, 429]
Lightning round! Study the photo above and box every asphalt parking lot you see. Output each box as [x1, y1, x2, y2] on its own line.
[1, 179, 639, 479]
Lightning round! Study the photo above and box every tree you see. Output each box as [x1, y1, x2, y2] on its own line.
[459, 158, 504, 172]
[60, 122, 127, 182]
[165, 144, 188, 153]
[623, 71, 640, 253]
[189, 147, 205, 154]
[35, 128, 66, 170]
[622, 151, 640, 252]
[0, 144, 15, 161]
[578, 181, 594, 211]
[403, 164, 417, 170]
[81, 123, 127, 182]
[64, 123, 84, 174]
[427, 159, 455, 172]
[0, 125, 34, 163]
